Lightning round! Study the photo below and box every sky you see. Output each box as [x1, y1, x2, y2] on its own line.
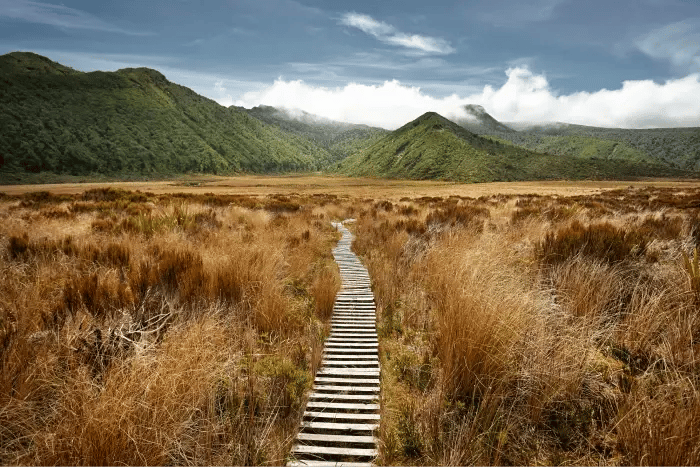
[1, 0, 699, 129]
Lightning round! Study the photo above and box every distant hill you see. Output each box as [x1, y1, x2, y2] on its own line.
[502, 122, 700, 170]
[0, 52, 332, 181]
[243, 105, 387, 164]
[450, 106, 700, 171]
[338, 112, 687, 182]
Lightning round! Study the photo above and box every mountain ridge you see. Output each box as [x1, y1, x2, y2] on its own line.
[339, 111, 688, 182]
[0, 52, 697, 183]
[0, 51, 334, 180]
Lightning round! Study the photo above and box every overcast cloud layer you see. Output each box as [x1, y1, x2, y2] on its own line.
[237, 67, 700, 129]
[1, 0, 699, 129]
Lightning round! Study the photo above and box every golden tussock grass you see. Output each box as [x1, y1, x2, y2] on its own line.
[351, 187, 700, 465]
[3, 184, 700, 465]
[0, 189, 350, 465]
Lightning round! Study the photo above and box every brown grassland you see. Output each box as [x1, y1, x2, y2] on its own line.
[1, 177, 700, 465]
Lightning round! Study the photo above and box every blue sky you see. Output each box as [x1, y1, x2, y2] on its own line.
[1, 0, 699, 128]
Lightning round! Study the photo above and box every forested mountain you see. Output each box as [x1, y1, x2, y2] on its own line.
[503, 123, 700, 170]
[454, 107, 700, 170]
[0, 52, 332, 180]
[0, 52, 697, 184]
[243, 105, 387, 164]
[339, 112, 687, 182]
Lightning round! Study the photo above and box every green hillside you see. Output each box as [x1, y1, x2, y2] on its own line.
[480, 120, 700, 171]
[522, 124, 700, 170]
[0, 52, 332, 181]
[243, 105, 387, 164]
[339, 112, 687, 182]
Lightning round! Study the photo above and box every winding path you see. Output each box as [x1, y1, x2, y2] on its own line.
[288, 221, 380, 467]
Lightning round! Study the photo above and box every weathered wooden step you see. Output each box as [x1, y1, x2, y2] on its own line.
[326, 338, 377, 344]
[314, 377, 379, 386]
[322, 362, 379, 368]
[328, 333, 377, 339]
[288, 461, 372, 467]
[300, 421, 378, 432]
[323, 354, 378, 360]
[303, 412, 381, 421]
[309, 393, 378, 402]
[296, 433, 376, 445]
[313, 385, 379, 393]
[292, 445, 378, 458]
[316, 373, 380, 381]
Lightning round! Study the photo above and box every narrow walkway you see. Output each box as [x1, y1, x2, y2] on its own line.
[288, 221, 380, 467]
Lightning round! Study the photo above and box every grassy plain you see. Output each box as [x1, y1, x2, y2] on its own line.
[2, 176, 700, 465]
[2, 174, 700, 198]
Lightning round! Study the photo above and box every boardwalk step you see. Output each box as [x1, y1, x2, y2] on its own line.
[292, 445, 378, 458]
[301, 420, 378, 432]
[303, 412, 381, 421]
[288, 461, 372, 467]
[307, 401, 380, 411]
[296, 433, 376, 445]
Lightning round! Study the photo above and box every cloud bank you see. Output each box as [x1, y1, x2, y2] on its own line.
[339, 12, 455, 55]
[237, 67, 700, 129]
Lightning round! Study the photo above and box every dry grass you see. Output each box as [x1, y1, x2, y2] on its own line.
[351, 186, 700, 465]
[3, 183, 700, 465]
[0, 188, 344, 465]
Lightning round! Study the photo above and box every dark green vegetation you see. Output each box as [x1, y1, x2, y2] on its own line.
[0, 52, 336, 181]
[244, 105, 387, 164]
[339, 112, 687, 182]
[493, 119, 700, 171]
[1, 52, 697, 184]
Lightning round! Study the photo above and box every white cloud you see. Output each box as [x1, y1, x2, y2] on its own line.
[339, 12, 455, 55]
[0, 0, 154, 35]
[340, 12, 394, 37]
[637, 19, 700, 73]
[237, 67, 700, 129]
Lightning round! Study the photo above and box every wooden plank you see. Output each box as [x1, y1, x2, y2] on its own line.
[325, 341, 378, 346]
[296, 432, 376, 445]
[330, 320, 375, 324]
[292, 445, 377, 458]
[324, 347, 378, 353]
[288, 461, 372, 467]
[300, 420, 378, 432]
[324, 350, 378, 355]
[331, 318, 376, 322]
[306, 401, 380, 411]
[329, 336, 376, 341]
[323, 355, 378, 360]
[303, 411, 380, 421]
[331, 324, 376, 328]
[313, 385, 379, 393]
[322, 360, 379, 367]
[314, 377, 379, 385]
[322, 364, 379, 369]
[309, 393, 379, 402]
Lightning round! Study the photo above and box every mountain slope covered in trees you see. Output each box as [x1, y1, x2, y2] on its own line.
[455, 106, 700, 170]
[0, 52, 333, 180]
[0, 52, 697, 184]
[339, 112, 688, 182]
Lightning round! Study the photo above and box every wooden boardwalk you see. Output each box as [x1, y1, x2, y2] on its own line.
[288, 221, 380, 467]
